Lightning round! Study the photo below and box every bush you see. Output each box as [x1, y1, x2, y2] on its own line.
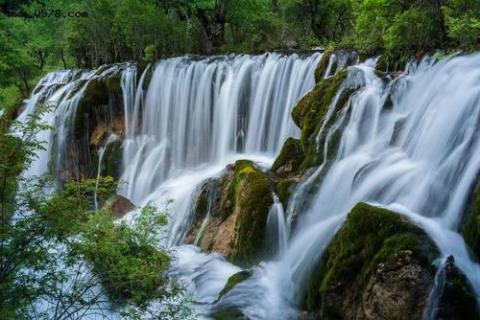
[77, 205, 169, 305]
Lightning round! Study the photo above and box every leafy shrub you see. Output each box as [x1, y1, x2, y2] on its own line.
[77, 205, 169, 305]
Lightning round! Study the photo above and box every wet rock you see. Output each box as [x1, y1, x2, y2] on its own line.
[212, 308, 249, 320]
[187, 160, 273, 266]
[436, 256, 479, 320]
[271, 137, 304, 178]
[61, 66, 128, 181]
[314, 50, 333, 83]
[461, 183, 480, 259]
[104, 195, 136, 219]
[292, 70, 350, 170]
[315, 49, 358, 82]
[303, 202, 440, 320]
[217, 270, 253, 300]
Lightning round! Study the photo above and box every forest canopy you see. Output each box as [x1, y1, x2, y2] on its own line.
[0, 0, 479, 112]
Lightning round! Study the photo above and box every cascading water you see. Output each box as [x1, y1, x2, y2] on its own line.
[213, 54, 480, 319]
[94, 133, 119, 211]
[16, 65, 130, 180]
[16, 50, 480, 319]
[14, 64, 135, 319]
[265, 193, 288, 258]
[119, 53, 322, 205]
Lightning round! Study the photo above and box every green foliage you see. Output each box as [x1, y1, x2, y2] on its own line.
[76, 207, 170, 305]
[443, 0, 480, 49]
[384, 7, 441, 55]
[0, 110, 180, 317]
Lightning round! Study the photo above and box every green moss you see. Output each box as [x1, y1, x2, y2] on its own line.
[218, 270, 252, 299]
[314, 50, 333, 83]
[212, 308, 246, 320]
[189, 160, 273, 266]
[275, 179, 297, 208]
[105, 74, 121, 94]
[102, 140, 123, 179]
[230, 160, 273, 266]
[462, 184, 480, 259]
[74, 79, 109, 139]
[375, 52, 414, 73]
[291, 70, 352, 173]
[271, 137, 304, 176]
[304, 203, 439, 316]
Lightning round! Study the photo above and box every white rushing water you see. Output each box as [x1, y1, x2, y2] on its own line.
[213, 54, 480, 319]
[15, 51, 480, 319]
[119, 53, 322, 205]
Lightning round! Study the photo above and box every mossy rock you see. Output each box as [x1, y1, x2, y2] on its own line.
[271, 137, 304, 177]
[461, 183, 480, 259]
[73, 79, 110, 141]
[102, 140, 123, 179]
[275, 179, 296, 208]
[303, 202, 440, 319]
[64, 69, 125, 181]
[291, 70, 352, 172]
[212, 308, 248, 320]
[217, 270, 253, 300]
[189, 160, 273, 267]
[314, 50, 333, 83]
[436, 256, 479, 320]
[105, 74, 121, 94]
[230, 160, 274, 265]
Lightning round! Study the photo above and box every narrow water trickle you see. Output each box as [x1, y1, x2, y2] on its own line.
[94, 133, 119, 211]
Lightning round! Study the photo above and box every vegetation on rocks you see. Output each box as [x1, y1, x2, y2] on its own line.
[303, 202, 440, 319]
[272, 137, 305, 177]
[291, 69, 351, 172]
[0, 115, 183, 318]
[462, 183, 480, 258]
[76, 205, 169, 305]
[217, 270, 253, 300]
[188, 160, 273, 266]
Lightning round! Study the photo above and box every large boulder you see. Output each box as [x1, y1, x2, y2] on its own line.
[435, 256, 479, 320]
[303, 203, 440, 319]
[187, 160, 273, 266]
[104, 195, 136, 219]
[271, 70, 353, 207]
[461, 183, 480, 259]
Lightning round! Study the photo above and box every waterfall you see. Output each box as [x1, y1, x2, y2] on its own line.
[211, 54, 480, 319]
[16, 65, 130, 181]
[119, 53, 322, 204]
[16, 70, 83, 178]
[265, 194, 288, 258]
[16, 50, 480, 319]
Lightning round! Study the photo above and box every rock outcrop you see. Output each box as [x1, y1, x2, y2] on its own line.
[303, 203, 440, 319]
[60, 65, 131, 182]
[104, 195, 136, 219]
[303, 202, 479, 320]
[187, 160, 273, 266]
[461, 182, 480, 259]
[271, 54, 354, 207]
[435, 256, 479, 320]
